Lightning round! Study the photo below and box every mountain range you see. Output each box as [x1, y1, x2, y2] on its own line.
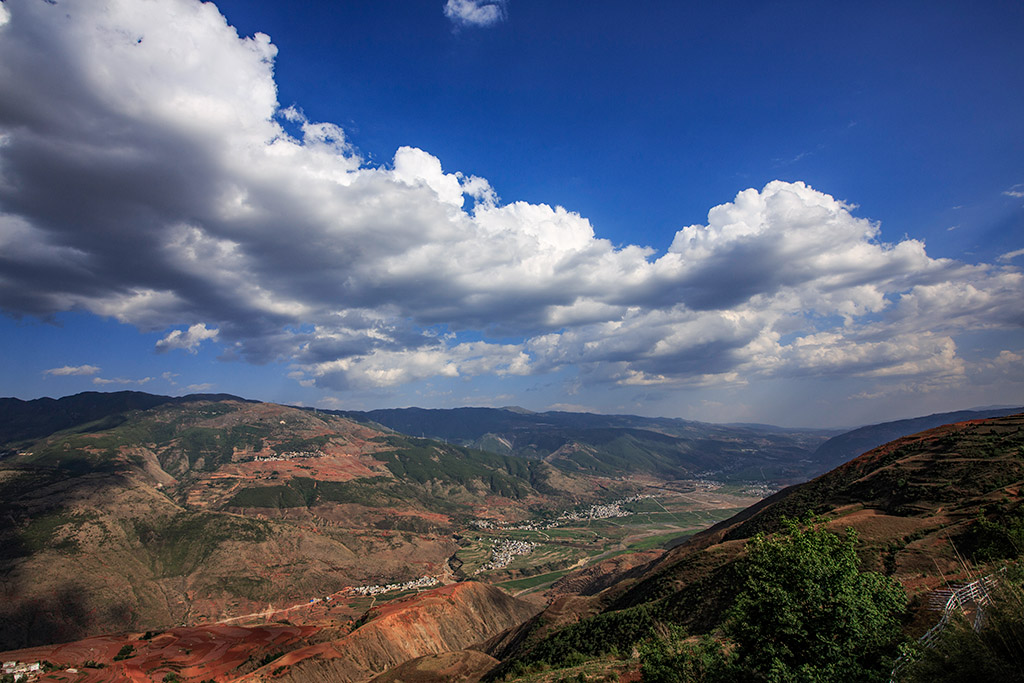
[0, 391, 1022, 681]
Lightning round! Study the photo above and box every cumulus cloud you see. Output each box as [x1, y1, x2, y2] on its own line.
[0, 0, 1021, 399]
[156, 323, 219, 353]
[443, 0, 507, 27]
[43, 364, 101, 377]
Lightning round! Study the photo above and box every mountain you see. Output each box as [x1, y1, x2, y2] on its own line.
[337, 406, 836, 484]
[809, 405, 1024, 474]
[489, 412, 1024, 678]
[0, 391, 250, 449]
[5, 392, 1023, 682]
[0, 395, 595, 649]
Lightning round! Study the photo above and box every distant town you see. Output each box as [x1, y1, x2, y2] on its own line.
[471, 494, 654, 532]
[250, 450, 326, 462]
[347, 575, 440, 597]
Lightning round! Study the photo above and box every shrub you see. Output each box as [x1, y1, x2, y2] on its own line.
[639, 626, 734, 682]
[725, 517, 906, 682]
[113, 644, 135, 661]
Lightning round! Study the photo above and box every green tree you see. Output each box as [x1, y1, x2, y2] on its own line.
[962, 508, 1024, 562]
[113, 644, 135, 661]
[725, 517, 905, 682]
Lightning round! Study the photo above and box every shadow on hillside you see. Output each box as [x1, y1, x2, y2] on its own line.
[0, 582, 95, 651]
[0, 468, 139, 651]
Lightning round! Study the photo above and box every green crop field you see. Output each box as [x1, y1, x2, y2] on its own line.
[497, 568, 574, 592]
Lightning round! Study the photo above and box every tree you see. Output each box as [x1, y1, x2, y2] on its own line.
[724, 517, 905, 682]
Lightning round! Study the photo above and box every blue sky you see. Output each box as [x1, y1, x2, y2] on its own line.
[0, 0, 1021, 427]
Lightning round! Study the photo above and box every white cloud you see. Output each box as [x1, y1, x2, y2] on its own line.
[43, 364, 101, 377]
[969, 349, 1024, 386]
[187, 382, 214, 391]
[93, 376, 154, 386]
[1004, 185, 1024, 198]
[299, 340, 531, 390]
[998, 248, 1024, 263]
[0, 0, 1021, 399]
[443, 0, 507, 27]
[392, 146, 466, 207]
[156, 323, 219, 353]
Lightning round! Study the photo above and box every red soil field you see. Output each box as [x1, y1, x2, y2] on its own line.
[0, 623, 318, 683]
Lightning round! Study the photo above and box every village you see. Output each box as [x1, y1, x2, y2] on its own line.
[475, 539, 539, 573]
[347, 575, 440, 597]
[250, 450, 325, 463]
[2, 660, 45, 682]
[471, 494, 654, 532]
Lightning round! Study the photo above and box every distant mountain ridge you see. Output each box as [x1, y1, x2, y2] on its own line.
[335, 406, 835, 483]
[336, 406, 831, 441]
[809, 405, 1024, 474]
[0, 390, 251, 448]
[5, 393, 1019, 482]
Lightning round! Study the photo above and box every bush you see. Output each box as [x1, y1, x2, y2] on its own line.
[639, 626, 735, 682]
[960, 506, 1024, 562]
[113, 644, 135, 661]
[725, 517, 906, 682]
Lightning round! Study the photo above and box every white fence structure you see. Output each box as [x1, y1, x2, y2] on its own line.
[890, 570, 1002, 680]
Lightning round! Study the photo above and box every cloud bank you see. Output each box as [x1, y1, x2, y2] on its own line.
[0, 0, 1020, 400]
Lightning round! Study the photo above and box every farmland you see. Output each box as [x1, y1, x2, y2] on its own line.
[459, 481, 762, 596]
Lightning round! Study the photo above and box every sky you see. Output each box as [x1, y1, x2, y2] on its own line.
[0, 0, 1022, 428]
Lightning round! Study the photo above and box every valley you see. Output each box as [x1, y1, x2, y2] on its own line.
[2, 392, 1023, 682]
